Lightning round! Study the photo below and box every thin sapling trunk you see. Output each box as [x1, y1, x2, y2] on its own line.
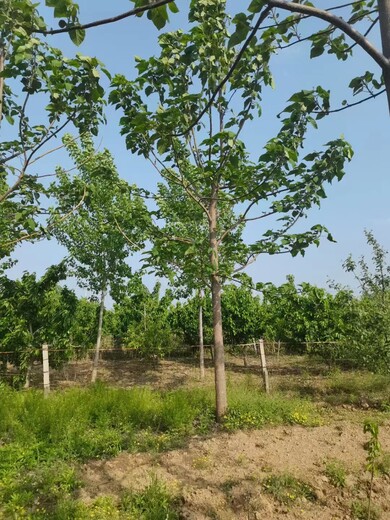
[91, 285, 106, 383]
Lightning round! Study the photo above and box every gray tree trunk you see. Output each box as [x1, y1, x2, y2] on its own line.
[378, 0, 390, 111]
[91, 286, 106, 383]
[0, 47, 4, 126]
[198, 289, 205, 379]
[209, 187, 227, 421]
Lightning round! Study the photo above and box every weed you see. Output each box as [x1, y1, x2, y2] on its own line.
[220, 479, 240, 493]
[351, 500, 381, 520]
[263, 473, 317, 505]
[363, 420, 381, 519]
[324, 459, 347, 488]
[377, 451, 390, 477]
[120, 475, 179, 519]
[191, 455, 211, 470]
[0, 383, 321, 517]
[223, 387, 320, 431]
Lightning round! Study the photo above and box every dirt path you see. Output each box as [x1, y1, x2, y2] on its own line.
[79, 419, 390, 519]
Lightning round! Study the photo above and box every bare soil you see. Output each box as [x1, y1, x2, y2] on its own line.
[79, 421, 390, 519]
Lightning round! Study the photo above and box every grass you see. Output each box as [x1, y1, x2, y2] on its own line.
[275, 367, 390, 410]
[263, 473, 317, 505]
[324, 459, 347, 488]
[0, 381, 319, 518]
[40, 476, 179, 519]
[351, 500, 381, 520]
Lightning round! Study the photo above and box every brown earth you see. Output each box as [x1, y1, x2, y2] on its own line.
[79, 420, 390, 519]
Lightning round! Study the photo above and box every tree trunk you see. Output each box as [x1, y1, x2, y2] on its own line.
[209, 186, 227, 421]
[378, 0, 390, 111]
[0, 47, 4, 126]
[91, 286, 106, 383]
[24, 323, 34, 389]
[23, 362, 32, 389]
[198, 289, 205, 379]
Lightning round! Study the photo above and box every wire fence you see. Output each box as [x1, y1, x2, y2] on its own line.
[0, 337, 362, 392]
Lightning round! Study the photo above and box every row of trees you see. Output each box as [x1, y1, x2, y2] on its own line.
[1, 0, 388, 419]
[2, 231, 390, 384]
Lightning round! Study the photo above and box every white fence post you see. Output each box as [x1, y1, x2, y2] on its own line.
[259, 338, 270, 394]
[42, 343, 50, 398]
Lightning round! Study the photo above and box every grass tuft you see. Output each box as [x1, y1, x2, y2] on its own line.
[263, 473, 317, 505]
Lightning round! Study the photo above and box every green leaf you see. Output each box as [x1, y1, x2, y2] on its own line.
[147, 5, 169, 30]
[69, 27, 86, 46]
[168, 2, 179, 13]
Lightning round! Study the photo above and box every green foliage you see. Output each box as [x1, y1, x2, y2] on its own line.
[324, 459, 347, 488]
[236, 0, 382, 103]
[51, 134, 150, 298]
[333, 232, 390, 372]
[364, 420, 381, 476]
[0, 264, 77, 380]
[363, 420, 382, 520]
[0, 1, 107, 256]
[110, 278, 179, 358]
[69, 298, 100, 351]
[168, 291, 213, 346]
[221, 284, 263, 345]
[110, 0, 353, 324]
[260, 275, 355, 349]
[263, 473, 317, 505]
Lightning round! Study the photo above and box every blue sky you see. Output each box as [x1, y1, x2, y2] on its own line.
[7, 0, 389, 296]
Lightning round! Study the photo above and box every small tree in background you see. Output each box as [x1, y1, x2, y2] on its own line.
[51, 135, 150, 382]
[343, 231, 390, 371]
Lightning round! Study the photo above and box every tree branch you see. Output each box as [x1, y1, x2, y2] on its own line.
[314, 88, 385, 114]
[37, 0, 176, 36]
[266, 0, 390, 71]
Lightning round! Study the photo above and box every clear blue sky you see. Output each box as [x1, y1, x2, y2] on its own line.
[7, 0, 390, 296]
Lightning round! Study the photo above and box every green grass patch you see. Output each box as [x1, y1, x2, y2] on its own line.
[18, 476, 179, 519]
[263, 473, 317, 505]
[326, 372, 390, 408]
[324, 459, 347, 488]
[224, 381, 320, 430]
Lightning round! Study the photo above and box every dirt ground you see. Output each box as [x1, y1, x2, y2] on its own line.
[79, 421, 390, 519]
[29, 352, 330, 392]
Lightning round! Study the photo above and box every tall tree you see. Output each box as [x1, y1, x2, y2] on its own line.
[110, 0, 353, 420]
[51, 134, 150, 382]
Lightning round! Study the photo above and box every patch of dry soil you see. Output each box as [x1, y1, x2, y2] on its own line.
[79, 420, 390, 519]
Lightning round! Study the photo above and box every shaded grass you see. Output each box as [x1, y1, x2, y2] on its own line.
[275, 369, 390, 410]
